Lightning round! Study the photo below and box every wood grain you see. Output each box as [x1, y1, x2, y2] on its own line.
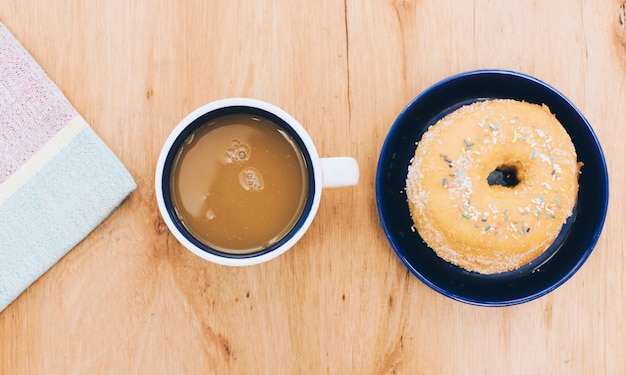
[1, 1, 624, 374]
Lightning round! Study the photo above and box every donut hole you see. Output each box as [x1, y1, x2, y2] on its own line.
[487, 162, 523, 187]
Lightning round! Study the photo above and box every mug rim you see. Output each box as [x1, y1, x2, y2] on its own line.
[155, 98, 323, 266]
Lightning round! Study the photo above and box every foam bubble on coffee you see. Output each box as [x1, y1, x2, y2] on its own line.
[239, 167, 264, 191]
[226, 139, 251, 163]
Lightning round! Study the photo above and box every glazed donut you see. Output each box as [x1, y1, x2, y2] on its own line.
[406, 99, 580, 274]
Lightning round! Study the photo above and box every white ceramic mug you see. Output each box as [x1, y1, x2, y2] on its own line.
[155, 98, 359, 266]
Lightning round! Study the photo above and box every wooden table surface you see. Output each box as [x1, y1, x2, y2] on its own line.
[1, 1, 624, 374]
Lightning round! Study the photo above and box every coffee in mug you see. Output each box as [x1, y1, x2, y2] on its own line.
[169, 113, 308, 254]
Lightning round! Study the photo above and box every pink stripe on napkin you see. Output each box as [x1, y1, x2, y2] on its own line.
[0, 24, 76, 184]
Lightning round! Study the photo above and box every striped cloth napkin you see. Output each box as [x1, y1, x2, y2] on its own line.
[0, 22, 136, 312]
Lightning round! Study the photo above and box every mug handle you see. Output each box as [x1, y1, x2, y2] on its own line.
[319, 157, 359, 188]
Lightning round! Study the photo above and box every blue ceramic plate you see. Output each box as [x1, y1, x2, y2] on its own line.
[376, 70, 609, 306]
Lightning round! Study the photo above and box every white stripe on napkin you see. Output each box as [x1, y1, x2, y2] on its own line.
[0, 115, 87, 205]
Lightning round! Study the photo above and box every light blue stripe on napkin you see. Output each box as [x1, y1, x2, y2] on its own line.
[0, 125, 136, 312]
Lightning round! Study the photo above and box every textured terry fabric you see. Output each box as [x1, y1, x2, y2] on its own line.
[0, 22, 136, 312]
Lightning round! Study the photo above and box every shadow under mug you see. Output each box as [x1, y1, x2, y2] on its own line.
[155, 98, 359, 266]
